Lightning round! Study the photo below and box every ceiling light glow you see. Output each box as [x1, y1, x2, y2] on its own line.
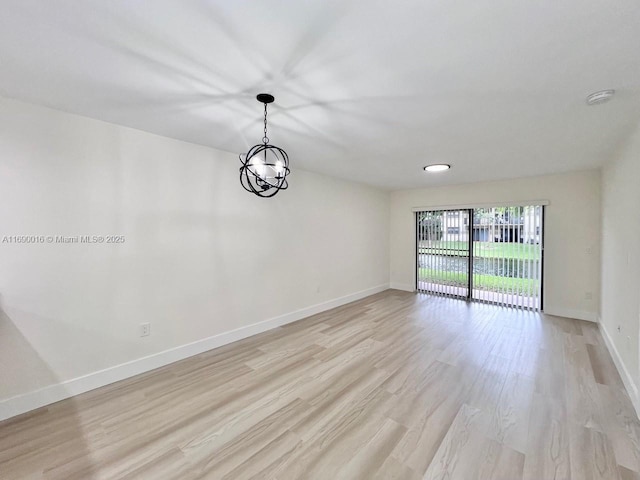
[424, 164, 450, 173]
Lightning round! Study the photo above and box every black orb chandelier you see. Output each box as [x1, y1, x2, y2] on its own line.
[239, 93, 290, 198]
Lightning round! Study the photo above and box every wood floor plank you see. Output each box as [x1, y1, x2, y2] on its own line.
[421, 403, 484, 480]
[0, 290, 637, 479]
[569, 425, 621, 480]
[599, 383, 640, 473]
[372, 455, 420, 480]
[523, 393, 571, 480]
[490, 445, 525, 480]
[563, 332, 605, 430]
[588, 343, 625, 388]
[619, 465, 640, 480]
[336, 417, 407, 478]
[485, 371, 535, 454]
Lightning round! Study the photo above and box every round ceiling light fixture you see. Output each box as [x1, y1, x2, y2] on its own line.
[424, 164, 450, 173]
[586, 89, 615, 106]
[239, 93, 290, 198]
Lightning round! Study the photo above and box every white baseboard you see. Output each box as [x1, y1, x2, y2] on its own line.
[0, 283, 390, 422]
[543, 306, 598, 322]
[599, 321, 640, 418]
[389, 282, 415, 292]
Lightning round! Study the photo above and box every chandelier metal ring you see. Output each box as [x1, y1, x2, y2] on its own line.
[239, 94, 290, 198]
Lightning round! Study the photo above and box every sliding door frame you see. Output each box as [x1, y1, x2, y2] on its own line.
[414, 203, 546, 311]
[467, 208, 473, 298]
[540, 205, 545, 311]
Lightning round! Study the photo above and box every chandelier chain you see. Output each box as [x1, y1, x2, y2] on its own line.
[262, 103, 269, 144]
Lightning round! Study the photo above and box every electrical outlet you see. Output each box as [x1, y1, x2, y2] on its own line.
[585, 291, 593, 300]
[140, 323, 151, 337]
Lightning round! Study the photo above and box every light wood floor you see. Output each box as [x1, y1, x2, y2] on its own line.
[1, 290, 639, 479]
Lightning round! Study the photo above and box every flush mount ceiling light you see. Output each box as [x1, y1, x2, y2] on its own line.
[586, 89, 615, 106]
[239, 94, 290, 198]
[424, 164, 450, 173]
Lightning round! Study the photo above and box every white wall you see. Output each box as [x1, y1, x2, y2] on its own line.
[601, 121, 640, 406]
[390, 170, 602, 321]
[0, 97, 390, 416]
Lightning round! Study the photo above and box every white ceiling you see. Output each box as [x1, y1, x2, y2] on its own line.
[1, 0, 639, 189]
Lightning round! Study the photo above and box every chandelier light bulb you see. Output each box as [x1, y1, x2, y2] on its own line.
[250, 156, 266, 179]
[274, 159, 285, 177]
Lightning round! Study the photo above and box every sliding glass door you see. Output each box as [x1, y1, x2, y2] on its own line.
[471, 206, 543, 309]
[416, 205, 544, 310]
[416, 209, 471, 299]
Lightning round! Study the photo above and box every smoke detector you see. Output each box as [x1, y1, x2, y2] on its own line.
[586, 90, 615, 106]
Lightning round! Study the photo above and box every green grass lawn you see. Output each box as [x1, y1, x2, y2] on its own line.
[417, 268, 539, 295]
[418, 241, 540, 260]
